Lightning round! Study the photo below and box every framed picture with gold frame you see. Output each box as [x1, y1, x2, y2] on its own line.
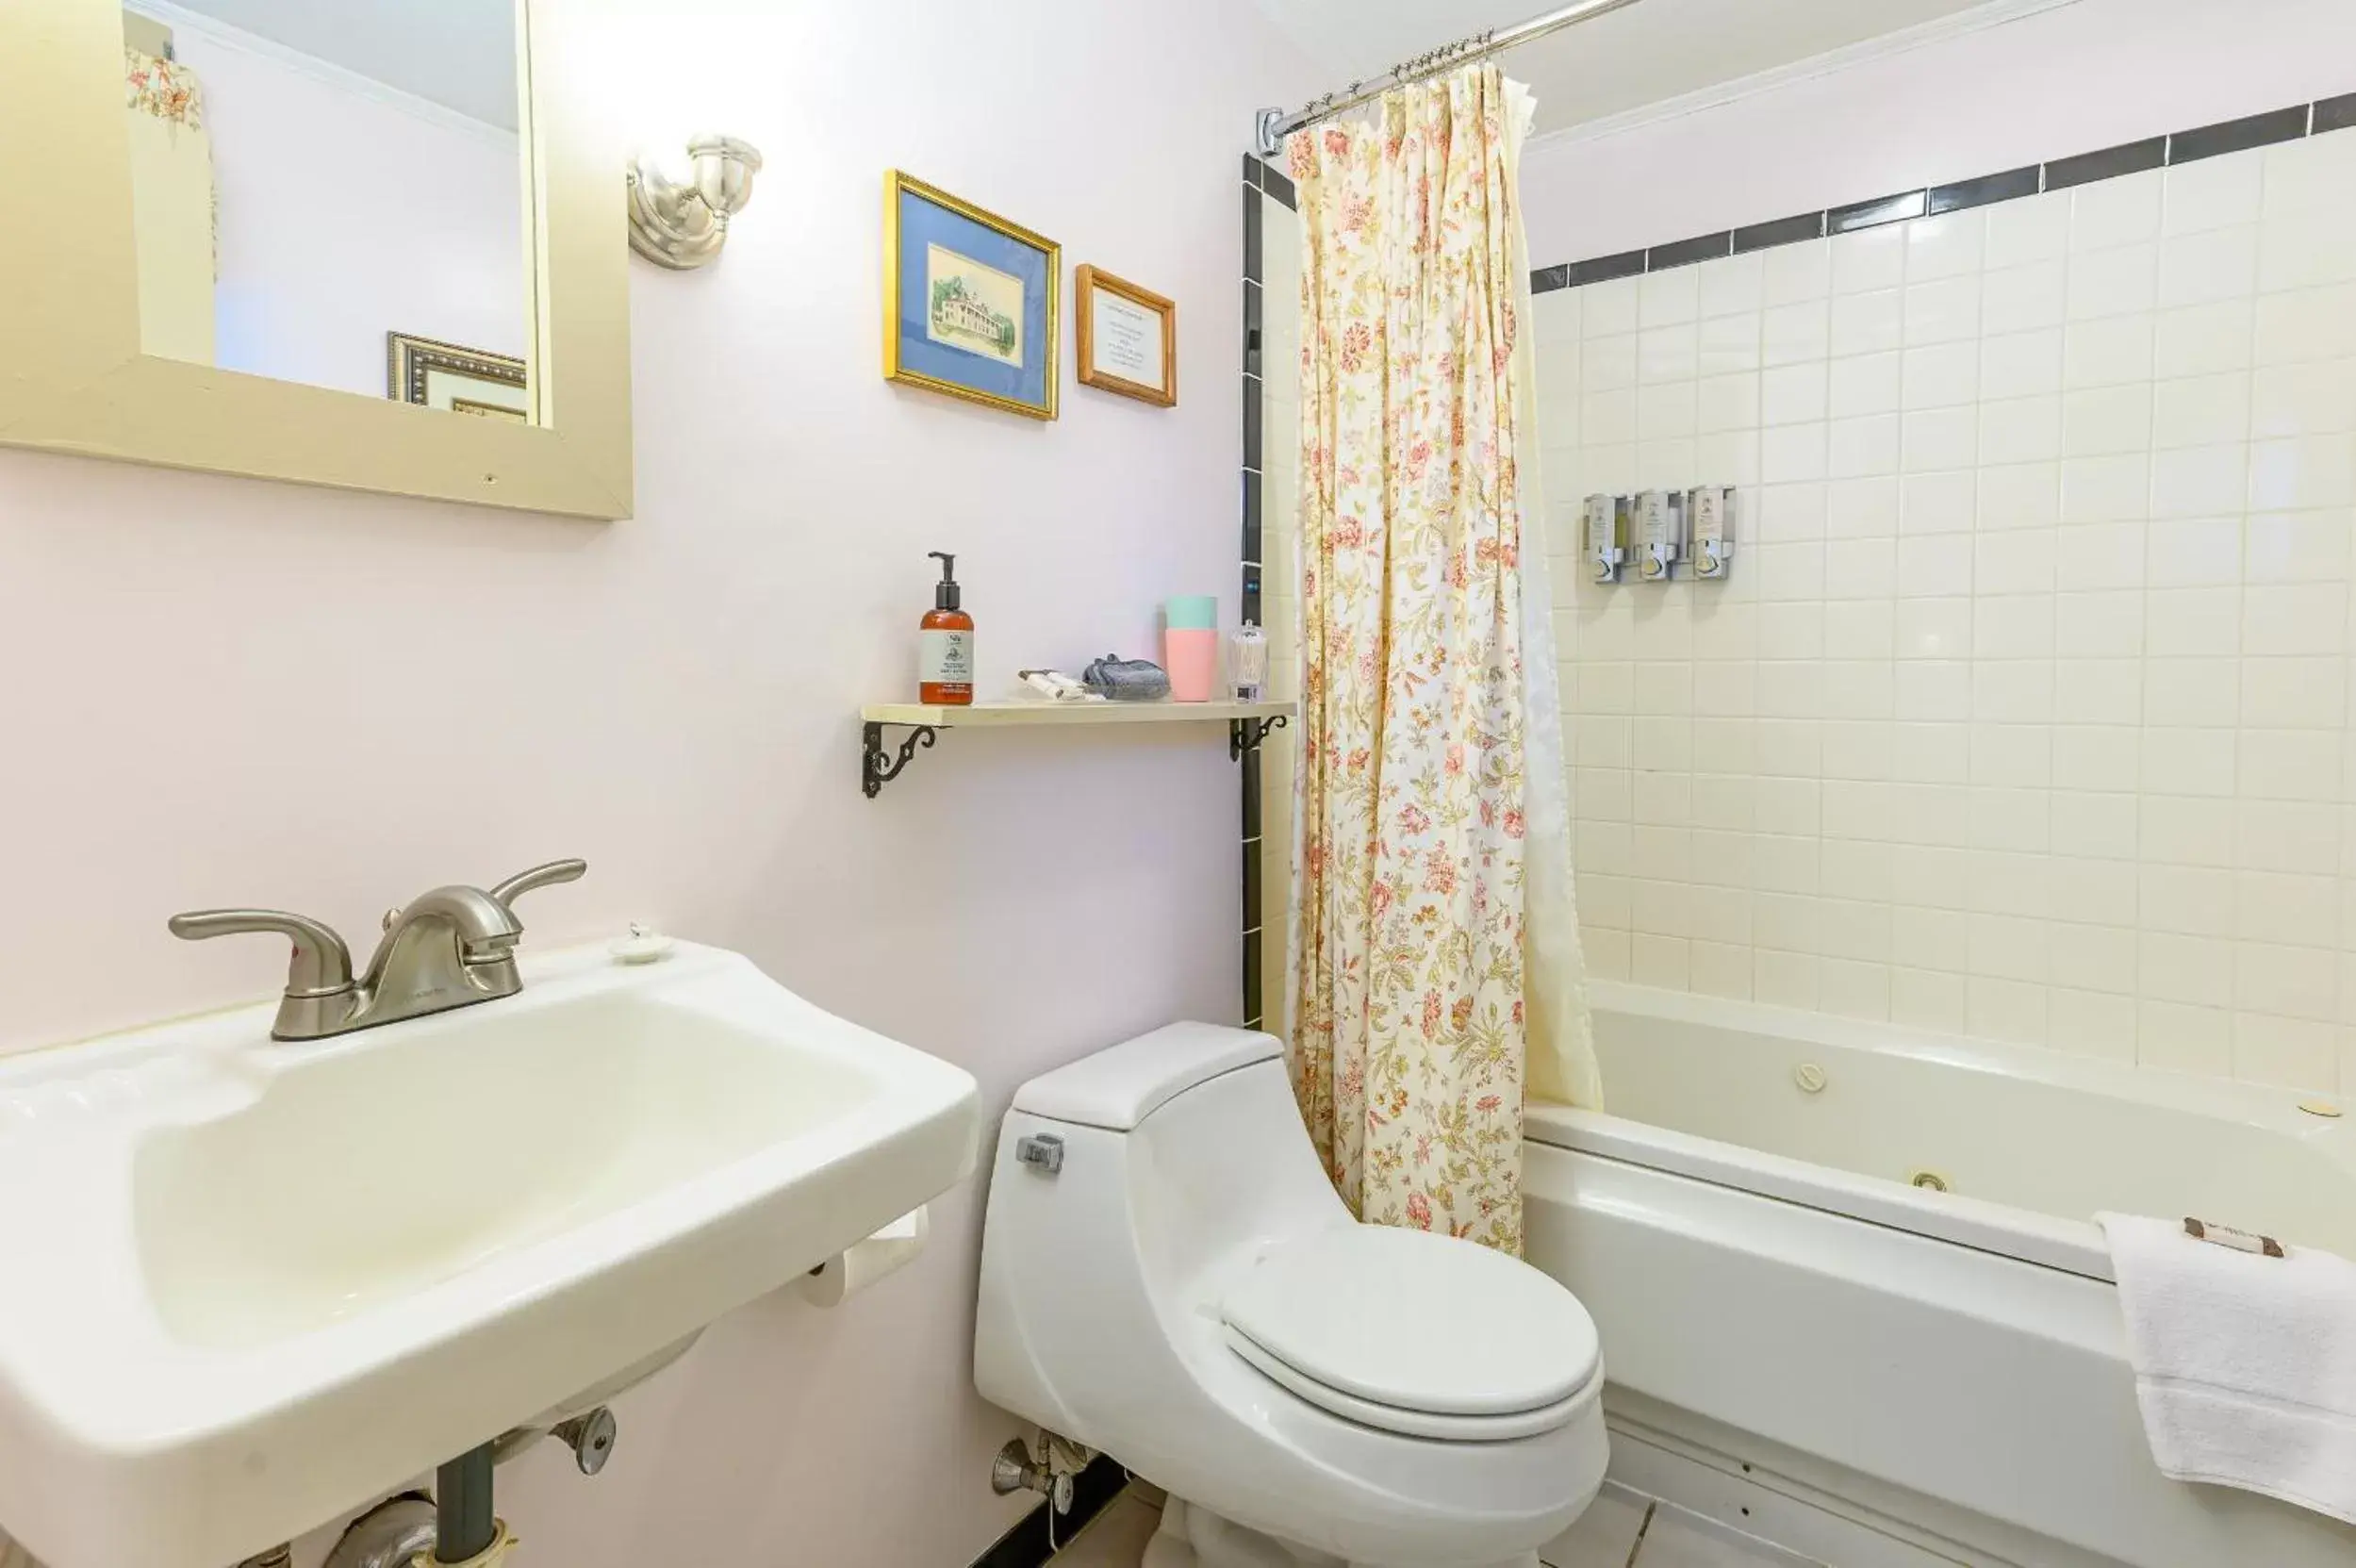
[1075, 266, 1176, 407]
[387, 333, 530, 423]
[883, 171, 1059, 421]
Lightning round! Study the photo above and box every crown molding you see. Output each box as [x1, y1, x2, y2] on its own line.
[1528, 0, 2089, 151]
[123, 0, 518, 147]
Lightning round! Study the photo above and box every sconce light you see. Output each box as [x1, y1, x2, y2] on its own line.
[626, 135, 764, 270]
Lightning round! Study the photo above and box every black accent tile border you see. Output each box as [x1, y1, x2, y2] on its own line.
[1565, 249, 1644, 288]
[2170, 106, 2309, 164]
[1242, 374, 1260, 473]
[1732, 212, 1823, 254]
[2044, 135, 2166, 190]
[1828, 189, 1925, 232]
[1929, 165, 2037, 214]
[966, 1456, 1133, 1568]
[1244, 279, 1263, 377]
[1648, 230, 1732, 269]
[1240, 175, 1284, 1029]
[1527, 89, 2356, 284]
[1243, 185, 1262, 285]
[1242, 470, 1262, 564]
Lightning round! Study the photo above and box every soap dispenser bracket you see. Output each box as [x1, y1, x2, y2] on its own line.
[863, 721, 940, 798]
[1229, 713, 1289, 760]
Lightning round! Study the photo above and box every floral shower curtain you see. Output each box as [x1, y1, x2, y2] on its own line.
[1285, 64, 1598, 1257]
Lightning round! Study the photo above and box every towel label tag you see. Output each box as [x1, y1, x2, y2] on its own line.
[2183, 1216, 2285, 1258]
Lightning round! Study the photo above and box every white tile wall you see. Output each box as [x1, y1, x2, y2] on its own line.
[1536, 129, 2356, 1093]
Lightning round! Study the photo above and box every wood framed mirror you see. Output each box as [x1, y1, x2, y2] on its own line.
[0, 0, 633, 520]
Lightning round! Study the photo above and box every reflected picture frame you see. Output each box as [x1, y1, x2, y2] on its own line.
[882, 171, 1059, 421]
[387, 333, 531, 424]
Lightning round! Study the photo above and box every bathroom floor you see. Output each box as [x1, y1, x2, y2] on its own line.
[1053, 1482, 1824, 1568]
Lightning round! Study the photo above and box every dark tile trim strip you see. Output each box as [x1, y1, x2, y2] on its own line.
[1242, 183, 1262, 285]
[2043, 135, 2166, 190]
[1647, 230, 1732, 270]
[1828, 189, 1925, 232]
[1529, 89, 2356, 285]
[1263, 164, 1298, 210]
[1241, 153, 1263, 190]
[1929, 165, 2038, 214]
[1732, 211, 1823, 254]
[1565, 249, 1644, 288]
[2169, 105, 2309, 164]
[967, 1456, 1133, 1568]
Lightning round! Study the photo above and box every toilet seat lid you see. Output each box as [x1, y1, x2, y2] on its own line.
[1221, 1225, 1600, 1419]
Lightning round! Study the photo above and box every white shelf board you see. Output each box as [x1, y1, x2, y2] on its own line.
[862, 699, 1296, 728]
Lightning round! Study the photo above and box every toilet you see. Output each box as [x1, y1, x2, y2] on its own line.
[974, 1023, 1607, 1568]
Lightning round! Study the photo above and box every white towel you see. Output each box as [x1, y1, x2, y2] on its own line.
[2100, 1212, 2356, 1525]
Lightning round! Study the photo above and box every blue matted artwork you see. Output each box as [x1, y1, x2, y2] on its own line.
[883, 172, 1060, 421]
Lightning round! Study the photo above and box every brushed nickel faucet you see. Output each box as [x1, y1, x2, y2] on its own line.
[170, 860, 586, 1041]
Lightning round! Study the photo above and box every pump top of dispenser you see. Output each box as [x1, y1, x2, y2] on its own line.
[928, 551, 962, 611]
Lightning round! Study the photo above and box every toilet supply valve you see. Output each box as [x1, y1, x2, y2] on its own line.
[992, 1430, 1095, 1511]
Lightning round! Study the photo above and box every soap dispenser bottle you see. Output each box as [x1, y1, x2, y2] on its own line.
[918, 551, 975, 705]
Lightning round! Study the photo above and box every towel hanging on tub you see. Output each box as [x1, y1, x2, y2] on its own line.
[2100, 1212, 2356, 1526]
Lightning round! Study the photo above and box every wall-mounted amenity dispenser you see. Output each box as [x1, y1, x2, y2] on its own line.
[1583, 493, 1626, 583]
[1691, 486, 1737, 579]
[1637, 489, 1684, 582]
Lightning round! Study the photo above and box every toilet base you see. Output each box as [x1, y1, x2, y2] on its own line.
[1142, 1495, 1541, 1568]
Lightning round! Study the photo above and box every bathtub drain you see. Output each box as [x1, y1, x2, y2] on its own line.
[1908, 1169, 1951, 1193]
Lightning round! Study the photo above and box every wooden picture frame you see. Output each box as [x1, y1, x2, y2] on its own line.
[1075, 266, 1176, 407]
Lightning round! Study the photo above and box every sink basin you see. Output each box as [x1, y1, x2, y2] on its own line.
[0, 941, 979, 1568]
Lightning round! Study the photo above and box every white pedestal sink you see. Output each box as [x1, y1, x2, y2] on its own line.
[0, 940, 980, 1568]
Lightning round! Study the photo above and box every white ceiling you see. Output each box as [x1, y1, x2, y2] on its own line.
[142, 0, 519, 129]
[1252, 0, 2008, 135]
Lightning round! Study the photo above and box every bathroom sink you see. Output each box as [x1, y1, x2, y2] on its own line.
[0, 941, 979, 1568]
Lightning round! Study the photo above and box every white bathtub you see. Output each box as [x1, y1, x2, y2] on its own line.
[1524, 982, 2356, 1568]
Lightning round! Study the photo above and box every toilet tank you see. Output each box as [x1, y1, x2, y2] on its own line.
[973, 1023, 1348, 1434]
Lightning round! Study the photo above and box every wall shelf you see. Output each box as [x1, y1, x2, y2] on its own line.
[860, 699, 1296, 797]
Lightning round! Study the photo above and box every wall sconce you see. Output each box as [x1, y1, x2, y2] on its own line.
[626, 135, 763, 270]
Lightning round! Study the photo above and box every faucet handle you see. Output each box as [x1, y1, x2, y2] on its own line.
[486, 858, 587, 913]
[168, 909, 356, 997]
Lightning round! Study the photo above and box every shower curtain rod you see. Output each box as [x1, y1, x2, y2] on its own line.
[1253, 0, 1649, 157]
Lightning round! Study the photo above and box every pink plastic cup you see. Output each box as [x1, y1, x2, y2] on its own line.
[1163, 628, 1219, 702]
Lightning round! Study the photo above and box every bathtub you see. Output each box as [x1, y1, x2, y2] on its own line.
[1523, 982, 2356, 1568]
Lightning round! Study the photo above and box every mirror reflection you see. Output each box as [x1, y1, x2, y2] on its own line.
[121, 0, 533, 421]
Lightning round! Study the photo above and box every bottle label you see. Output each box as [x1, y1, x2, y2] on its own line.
[920, 628, 973, 686]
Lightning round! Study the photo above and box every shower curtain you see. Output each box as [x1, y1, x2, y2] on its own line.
[1285, 64, 1600, 1258]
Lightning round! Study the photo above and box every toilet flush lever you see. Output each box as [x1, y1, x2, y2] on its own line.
[1015, 1133, 1064, 1175]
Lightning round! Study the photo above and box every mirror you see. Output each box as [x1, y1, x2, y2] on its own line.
[0, 0, 630, 518]
[121, 0, 533, 421]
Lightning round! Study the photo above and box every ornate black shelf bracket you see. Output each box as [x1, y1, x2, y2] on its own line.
[1230, 713, 1289, 760]
[863, 722, 939, 799]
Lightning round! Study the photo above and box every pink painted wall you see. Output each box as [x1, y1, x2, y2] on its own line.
[0, 1, 1312, 1561]
[1521, 0, 2356, 269]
